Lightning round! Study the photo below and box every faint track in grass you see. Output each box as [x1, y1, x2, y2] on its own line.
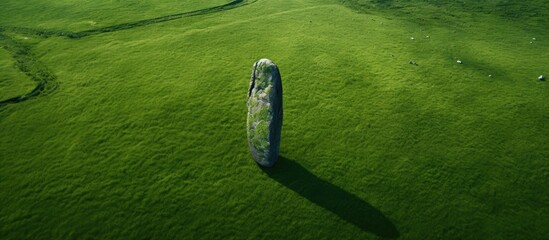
[0, 0, 255, 108]
[3, 0, 254, 39]
[180, 4, 337, 37]
[69, 0, 254, 38]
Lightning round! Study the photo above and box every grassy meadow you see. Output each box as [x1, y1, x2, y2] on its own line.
[1, 0, 548, 239]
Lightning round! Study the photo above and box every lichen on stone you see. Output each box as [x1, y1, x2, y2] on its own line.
[246, 58, 283, 167]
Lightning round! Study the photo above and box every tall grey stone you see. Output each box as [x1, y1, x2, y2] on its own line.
[247, 59, 283, 167]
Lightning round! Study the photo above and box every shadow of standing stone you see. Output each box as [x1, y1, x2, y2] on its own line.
[262, 156, 400, 238]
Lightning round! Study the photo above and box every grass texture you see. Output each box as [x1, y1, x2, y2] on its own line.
[0, 0, 548, 239]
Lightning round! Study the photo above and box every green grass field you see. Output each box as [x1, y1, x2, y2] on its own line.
[1, 0, 548, 239]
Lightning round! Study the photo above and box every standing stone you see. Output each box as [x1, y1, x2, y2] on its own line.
[247, 59, 283, 167]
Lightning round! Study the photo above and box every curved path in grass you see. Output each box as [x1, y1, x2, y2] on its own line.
[0, 0, 255, 108]
[0, 32, 57, 108]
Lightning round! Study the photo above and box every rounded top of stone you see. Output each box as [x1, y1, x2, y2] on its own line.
[257, 58, 274, 64]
